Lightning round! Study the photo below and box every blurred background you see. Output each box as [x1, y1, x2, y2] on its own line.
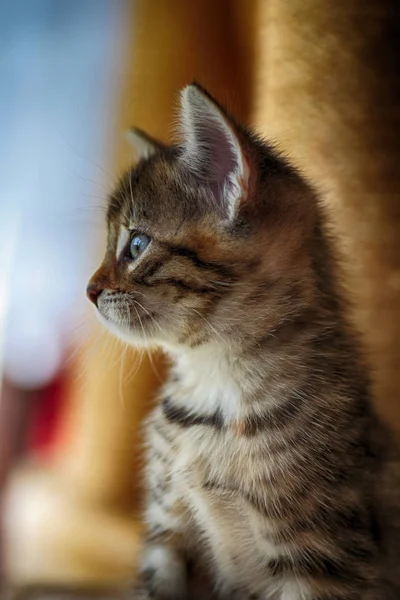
[0, 0, 399, 596]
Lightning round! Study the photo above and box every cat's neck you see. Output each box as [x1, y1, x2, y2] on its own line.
[162, 338, 302, 424]
[160, 307, 357, 428]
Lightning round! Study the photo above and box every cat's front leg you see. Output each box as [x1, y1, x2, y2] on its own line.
[139, 543, 187, 599]
[136, 414, 189, 599]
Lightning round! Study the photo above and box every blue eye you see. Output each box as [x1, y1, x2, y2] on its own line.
[129, 232, 151, 259]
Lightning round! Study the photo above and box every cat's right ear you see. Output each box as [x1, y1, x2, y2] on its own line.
[125, 127, 166, 161]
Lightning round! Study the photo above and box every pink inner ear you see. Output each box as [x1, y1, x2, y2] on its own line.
[180, 84, 249, 218]
[202, 121, 241, 185]
[193, 110, 244, 186]
[194, 119, 250, 220]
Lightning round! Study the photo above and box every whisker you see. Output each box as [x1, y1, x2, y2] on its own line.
[124, 347, 145, 387]
[61, 135, 116, 186]
[132, 298, 162, 333]
[190, 308, 225, 344]
[65, 167, 110, 192]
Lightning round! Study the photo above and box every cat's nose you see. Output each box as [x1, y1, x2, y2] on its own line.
[86, 283, 102, 306]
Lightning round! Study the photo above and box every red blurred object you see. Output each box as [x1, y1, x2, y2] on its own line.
[27, 374, 68, 457]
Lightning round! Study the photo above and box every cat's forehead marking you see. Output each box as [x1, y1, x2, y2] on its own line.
[116, 226, 130, 260]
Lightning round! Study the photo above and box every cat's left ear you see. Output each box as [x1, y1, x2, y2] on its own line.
[178, 83, 251, 221]
[126, 127, 166, 161]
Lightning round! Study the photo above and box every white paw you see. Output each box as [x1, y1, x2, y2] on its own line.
[141, 544, 187, 599]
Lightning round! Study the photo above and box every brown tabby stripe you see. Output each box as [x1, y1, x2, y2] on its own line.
[148, 484, 168, 506]
[153, 420, 176, 445]
[164, 243, 237, 281]
[149, 443, 169, 466]
[146, 523, 172, 543]
[137, 259, 164, 279]
[241, 393, 306, 435]
[202, 475, 372, 549]
[266, 552, 367, 584]
[188, 332, 211, 348]
[285, 502, 377, 538]
[162, 398, 223, 429]
[201, 478, 280, 517]
[154, 278, 217, 295]
[162, 392, 307, 435]
[133, 268, 221, 295]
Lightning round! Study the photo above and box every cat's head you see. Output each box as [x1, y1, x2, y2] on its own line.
[87, 84, 317, 350]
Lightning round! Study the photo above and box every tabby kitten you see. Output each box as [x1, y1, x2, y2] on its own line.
[87, 84, 400, 600]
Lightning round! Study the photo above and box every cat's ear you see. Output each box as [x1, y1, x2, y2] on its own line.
[178, 83, 250, 220]
[125, 127, 166, 161]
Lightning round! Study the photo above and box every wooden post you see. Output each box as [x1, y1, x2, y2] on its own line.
[253, 0, 400, 426]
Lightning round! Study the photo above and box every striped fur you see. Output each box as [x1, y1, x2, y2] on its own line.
[88, 84, 400, 599]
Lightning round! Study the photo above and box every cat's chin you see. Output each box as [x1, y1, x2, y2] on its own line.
[95, 311, 159, 349]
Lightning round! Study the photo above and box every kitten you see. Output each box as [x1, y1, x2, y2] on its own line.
[87, 84, 400, 599]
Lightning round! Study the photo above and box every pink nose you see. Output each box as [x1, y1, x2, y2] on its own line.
[86, 284, 102, 306]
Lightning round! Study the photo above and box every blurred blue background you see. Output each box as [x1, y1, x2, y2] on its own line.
[0, 0, 127, 388]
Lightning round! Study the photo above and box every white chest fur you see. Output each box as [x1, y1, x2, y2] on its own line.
[155, 343, 304, 598]
[164, 342, 245, 422]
